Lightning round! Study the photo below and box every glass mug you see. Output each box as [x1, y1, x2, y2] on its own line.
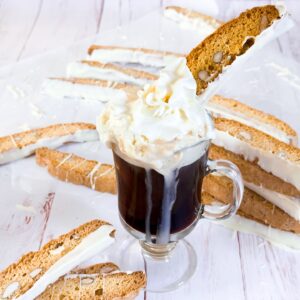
[113, 138, 244, 292]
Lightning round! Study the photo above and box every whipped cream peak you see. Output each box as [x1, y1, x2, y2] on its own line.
[98, 57, 214, 172]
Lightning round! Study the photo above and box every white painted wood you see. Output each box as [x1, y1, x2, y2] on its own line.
[0, 1, 299, 300]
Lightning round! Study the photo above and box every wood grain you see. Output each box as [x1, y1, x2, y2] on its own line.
[0, 1, 299, 300]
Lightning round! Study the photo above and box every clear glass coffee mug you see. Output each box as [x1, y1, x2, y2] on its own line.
[113, 138, 244, 293]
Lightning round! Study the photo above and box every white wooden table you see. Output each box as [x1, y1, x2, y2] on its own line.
[0, 1, 300, 299]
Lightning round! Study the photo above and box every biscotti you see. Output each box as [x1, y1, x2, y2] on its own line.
[209, 144, 300, 221]
[38, 271, 146, 300]
[164, 6, 223, 34]
[0, 123, 98, 165]
[48, 57, 298, 147]
[203, 174, 300, 234]
[208, 95, 297, 145]
[36, 147, 117, 194]
[203, 192, 300, 250]
[67, 60, 158, 86]
[43, 77, 139, 102]
[87, 45, 183, 68]
[213, 117, 300, 191]
[0, 220, 115, 299]
[187, 5, 284, 95]
[72, 262, 119, 275]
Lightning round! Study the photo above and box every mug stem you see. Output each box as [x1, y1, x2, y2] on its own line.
[140, 241, 177, 259]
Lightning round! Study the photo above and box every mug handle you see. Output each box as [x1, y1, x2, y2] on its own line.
[201, 159, 244, 220]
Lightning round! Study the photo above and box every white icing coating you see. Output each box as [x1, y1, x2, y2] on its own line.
[196, 5, 292, 104]
[17, 224, 115, 300]
[67, 62, 150, 86]
[206, 101, 297, 145]
[55, 153, 72, 168]
[98, 57, 214, 173]
[0, 129, 99, 165]
[164, 8, 218, 36]
[216, 214, 300, 250]
[88, 162, 102, 190]
[88, 48, 182, 68]
[214, 130, 300, 191]
[29, 268, 42, 279]
[245, 181, 300, 221]
[43, 78, 128, 102]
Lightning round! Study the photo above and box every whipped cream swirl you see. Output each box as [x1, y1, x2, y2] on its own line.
[97, 57, 214, 172]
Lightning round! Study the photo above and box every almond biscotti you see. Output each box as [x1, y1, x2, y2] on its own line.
[202, 191, 300, 250]
[202, 175, 300, 250]
[209, 144, 300, 221]
[0, 123, 98, 165]
[43, 77, 139, 102]
[213, 117, 300, 192]
[44, 74, 298, 147]
[67, 60, 158, 86]
[0, 220, 115, 300]
[187, 5, 284, 95]
[72, 262, 119, 275]
[203, 174, 300, 234]
[164, 6, 223, 34]
[87, 45, 183, 68]
[39, 270, 146, 300]
[36, 147, 116, 194]
[208, 95, 297, 145]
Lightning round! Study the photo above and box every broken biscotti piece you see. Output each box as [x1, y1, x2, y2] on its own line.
[164, 6, 223, 35]
[202, 175, 300, 250]
[36, 147, 117, 194]
[67, 60, 158, 86]
[39, 269, 146, 299]
[186, 5, 284, 95]
[87, 45, 183, 68]
[208, 95, 298, 146]
[43, 77, 139, 102]
[0, 123, 98, 165]
[0, 220, 115, 300]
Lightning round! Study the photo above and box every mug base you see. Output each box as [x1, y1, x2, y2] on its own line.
[118, 237, 197, 293]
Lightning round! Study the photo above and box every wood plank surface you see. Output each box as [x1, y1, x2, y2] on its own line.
[0, 1, 299, 300]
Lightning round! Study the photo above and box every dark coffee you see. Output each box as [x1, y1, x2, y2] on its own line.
[113, 150, 208, 240]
